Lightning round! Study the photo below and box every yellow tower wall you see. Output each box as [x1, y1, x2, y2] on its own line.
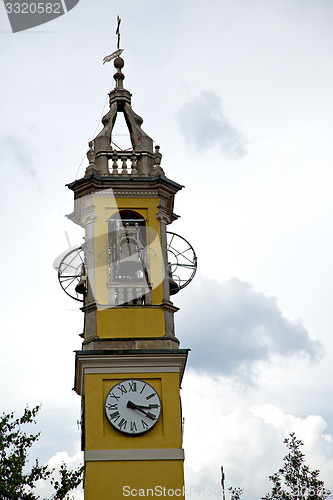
[96, 308, 166, 339]
[84, 460, 185, 499]
[75, 352, 188, 499]
[85, 372, 183, 450]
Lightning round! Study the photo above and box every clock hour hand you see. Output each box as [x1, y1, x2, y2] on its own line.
[132, 404, 159, 410]
[127, 400, 156, 420]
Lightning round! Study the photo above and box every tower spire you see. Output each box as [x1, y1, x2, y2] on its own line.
[94, 21, 161, 177]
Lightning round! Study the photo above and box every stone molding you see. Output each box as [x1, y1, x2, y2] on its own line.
[67, 175, 183, 203]
[74, 350, 189, 396]
[81, 302, 179, 313]
[85, 448, 185, 462]
[82, 335, 180, 348]
[112, 190, 159, 197]
[90, 188, 157, 198]
[82, 203, 98, 225]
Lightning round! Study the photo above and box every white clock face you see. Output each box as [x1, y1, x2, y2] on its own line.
[105, 379, 161, 435]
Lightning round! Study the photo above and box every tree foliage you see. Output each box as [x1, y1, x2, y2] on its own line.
[262, 433, 331, 500]
[228, 433, 332, 500]
[0, 405, 84, 500]
[228, 486, 244, 500]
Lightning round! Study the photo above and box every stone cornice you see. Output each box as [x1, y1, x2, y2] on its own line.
[67, 174, 183, 200]
[82, 336, 180, 345]
[85, 448, 184, 461]
[74, 349, 189, 396]
[80, 303, 179, 313]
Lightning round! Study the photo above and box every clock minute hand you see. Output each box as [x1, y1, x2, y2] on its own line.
[127, 400, 156, 420]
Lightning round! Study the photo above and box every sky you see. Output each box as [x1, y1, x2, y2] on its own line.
[1, 0, 333, 498]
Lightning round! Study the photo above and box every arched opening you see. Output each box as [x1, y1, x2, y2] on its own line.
[107, 210, 150, 305]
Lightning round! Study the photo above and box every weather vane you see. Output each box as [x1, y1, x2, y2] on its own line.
[103, 15, 124, 65]
[116, 15, 121, 49]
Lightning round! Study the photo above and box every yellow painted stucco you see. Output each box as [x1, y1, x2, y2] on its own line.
[96, 307, 166, 338]
[84, 460, 185, 499]
[83, 371, 185, 498]
[84, 372, 182, 451]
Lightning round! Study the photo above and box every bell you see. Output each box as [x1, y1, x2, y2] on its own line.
[168, 269, 180, 295]
[118, 239, 143, 280]
[75, 279, 86, 295]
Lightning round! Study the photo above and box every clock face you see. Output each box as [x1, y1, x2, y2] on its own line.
[105, 379, 161, 435]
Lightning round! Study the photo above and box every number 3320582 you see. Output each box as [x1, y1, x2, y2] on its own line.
[5, 3, 62, 14]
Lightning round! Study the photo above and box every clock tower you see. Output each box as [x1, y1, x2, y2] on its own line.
[59, 50, 196, 499]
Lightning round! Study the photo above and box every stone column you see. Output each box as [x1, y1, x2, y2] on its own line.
[157, 200, 171, 303]
[82, 196, 98, 305]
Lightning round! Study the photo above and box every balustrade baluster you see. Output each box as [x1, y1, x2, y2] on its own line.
[111, 154, 118, 175]
[118, 287, 124, 305]
[108, 286, 116, 306]
[131, 153, 138, 176]
[121, 157, 128, 175]
[127, 287, 134, 305]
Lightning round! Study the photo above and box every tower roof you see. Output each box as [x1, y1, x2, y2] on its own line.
[84, 55, 164, 179]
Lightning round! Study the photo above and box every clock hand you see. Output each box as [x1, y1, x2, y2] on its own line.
[127, 400, 156, 420]
[131, 404, 159, 410]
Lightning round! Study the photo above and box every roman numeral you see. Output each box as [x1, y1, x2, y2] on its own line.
[110, 411, 120, 422]
[118, 418, 127, 429]
[118, 384, 127, 395]
[149, 404, 159, 409]
[141, 419, 149, 429]
[107, 403, 118, 411]
[130, 421, 137, 432]
[128, 381, 137, 392]
[140, 383, 147, 394]
[146, 393, 155, 400]
[110, 392, 120, 401]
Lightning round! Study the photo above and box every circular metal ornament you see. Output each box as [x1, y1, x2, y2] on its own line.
[166, 232, 197, 292]
[57, 247, 84, 302]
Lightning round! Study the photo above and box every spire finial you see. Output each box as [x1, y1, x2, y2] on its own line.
[116, 15, 121, 50]
[102, 16, 124, 65]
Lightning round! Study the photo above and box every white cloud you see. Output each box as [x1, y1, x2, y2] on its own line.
[0, 135, 38, 180]
[34, 451, 83, 500]
[182, 373, 333, 498]
[177, 91, 246, 157]
[47, 450, 83, 468]
[177, 276, 322, 384]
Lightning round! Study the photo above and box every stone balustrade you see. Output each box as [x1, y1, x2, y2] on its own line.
[107, 282, 152, 306]
[109, 151, 139, 176]
[85, 144, 164, 178]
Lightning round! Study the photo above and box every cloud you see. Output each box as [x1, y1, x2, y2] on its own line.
[177, 91, 246, 157]
[34, 451, 83, 500]
[176, 277, 322, 383]
[47, 450, 82, 468]
[0, 135, 38, 180]
[182, 377, 333, 497]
